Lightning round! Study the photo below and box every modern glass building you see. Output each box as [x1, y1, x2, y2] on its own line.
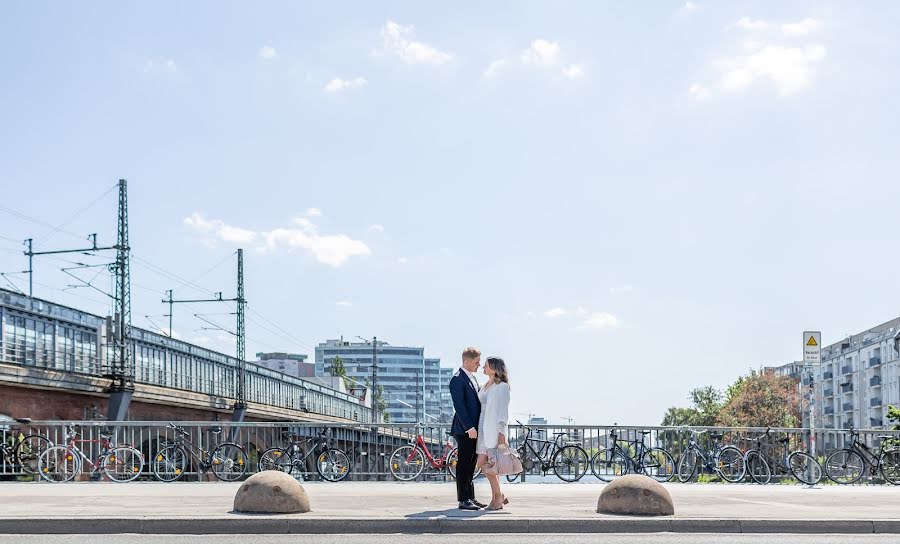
[315, 338, 454, 423]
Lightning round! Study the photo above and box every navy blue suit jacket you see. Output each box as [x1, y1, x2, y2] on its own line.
[449, 369, 481, 436]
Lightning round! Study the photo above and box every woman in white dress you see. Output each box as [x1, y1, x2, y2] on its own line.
[475, 356, 511, 511]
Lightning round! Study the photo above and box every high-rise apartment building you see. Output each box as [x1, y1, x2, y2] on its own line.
[315, 338, 454, 423]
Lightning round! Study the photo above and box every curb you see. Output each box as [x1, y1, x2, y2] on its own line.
[0, 517, 898, 534]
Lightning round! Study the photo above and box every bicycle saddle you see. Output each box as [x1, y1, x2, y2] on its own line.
[709, 432, 724, 438]
[877, 435, 895, 440]
[14, 418, 31, 424]
[640, 431, 652, 435]
[207, 426, 222, 435]
[99, 432, 113, 439]
[778, 437, 790, 443]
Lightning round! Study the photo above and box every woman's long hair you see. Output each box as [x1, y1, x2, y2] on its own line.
[486, 356, 509, 386]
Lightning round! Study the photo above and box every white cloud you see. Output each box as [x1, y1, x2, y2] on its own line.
[336, 301, 353, 307]
[368, 224, 385, 232]
[582, 312, 620, 329]
[610, 285, 635, 294]
[165, 60, 177, 70]
[683, 1, 699, 11]
[525, 311, 537, 319]
[379, 21, 452, 64]
[259, 46, 278, 60]
[184, 213, 258, 244]
[562, 64, 585, 79]
[397, 257, 409, 265]
[717, 44, 826, 95]
[544, 307, 566, 318]
[184, 213, 372, 267]
[324, 77, 367, 93]
[781, 18, 820, 36]
[521, 39, 561, 65]
[689, 83, 710, 100]
[305, 208, 323, 217]
[483, 58, 508, 78]
[730, 16, 821, 37]
[733, 17, 770, 31]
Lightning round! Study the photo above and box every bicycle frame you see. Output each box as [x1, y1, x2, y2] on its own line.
[517, 427, 568, 472]
[405, 434, 454, 470]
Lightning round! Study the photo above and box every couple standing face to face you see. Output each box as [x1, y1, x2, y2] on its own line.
[462, 353, 502, 382]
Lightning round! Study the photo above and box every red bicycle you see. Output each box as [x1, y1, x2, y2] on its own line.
[388, 428, 482, 481]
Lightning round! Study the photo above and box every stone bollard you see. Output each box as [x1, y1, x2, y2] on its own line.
[597, 474, 674, 516]
[233, 471, 311, 514]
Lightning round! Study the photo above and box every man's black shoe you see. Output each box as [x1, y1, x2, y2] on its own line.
[458, 499, 482, 511]
[472, 499, 487, 509]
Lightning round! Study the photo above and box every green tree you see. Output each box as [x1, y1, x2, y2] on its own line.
[660, 386, 723, 426]
[690, 386, 724, 426]
[328, 356, 354, 391]
[661, 406, 702, 426]
[715, 369, 801, 427]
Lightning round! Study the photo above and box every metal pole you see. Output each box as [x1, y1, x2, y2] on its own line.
[371, 337, 377, 423]
[25, 239, 32, 297]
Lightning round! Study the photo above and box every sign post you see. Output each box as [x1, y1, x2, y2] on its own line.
[803, 331, 821, 486]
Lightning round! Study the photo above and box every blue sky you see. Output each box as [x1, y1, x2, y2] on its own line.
[2, 1, 899, 425]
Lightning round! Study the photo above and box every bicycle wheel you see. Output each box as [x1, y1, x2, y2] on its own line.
[591, 448, 629, 482]
[825, 449, 864, 484]
[745, 450, 771, 484]
[551, 445, 589, 482]
[677, 448, 699, 482]
[447, 447, 461, 479]
[388, 445, 425, 481]
[38, 446, 81, 483]
[716, 446, 745, 483]
[789, 451, 822, 485]
[880, 449, 900, 485]
[258, 447, 293, 474]
[641, 447, 676, 482]
[210, 443, 248, 482]
[153, 444, 188, 482]
[317, 448, 351, 482]
[13, 434, 51, 475]
[102, 447, 144, 483]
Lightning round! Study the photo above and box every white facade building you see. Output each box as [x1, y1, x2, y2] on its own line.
[811, 318, 900, 433]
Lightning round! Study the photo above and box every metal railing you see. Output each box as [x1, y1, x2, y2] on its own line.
[3, 421, 899, 483]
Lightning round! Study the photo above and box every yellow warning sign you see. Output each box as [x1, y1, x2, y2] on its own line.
[806, 336, 818, 347]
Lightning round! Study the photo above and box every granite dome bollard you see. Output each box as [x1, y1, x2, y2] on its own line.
[233, 471, 311, 514]
[597, 474, 674, 516]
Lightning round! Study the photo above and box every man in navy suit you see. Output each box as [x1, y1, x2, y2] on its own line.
[449, 347, 483, 510]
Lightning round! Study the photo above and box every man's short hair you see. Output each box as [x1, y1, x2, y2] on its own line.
[462, 347, 481, 361]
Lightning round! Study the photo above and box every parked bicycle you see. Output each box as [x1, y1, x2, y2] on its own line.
[388, 426, 478, 481]
[258, 428, 351, 482]
[0, 417, 51, 476]
[505, 421, 589, 482]
[825, 427, 900, 485]
[591, 428, 676, 482]
[739, 428, 822, 485]
[38, 424, 144, 483]
[153, 423, 247, 482]
[677, 428, 745, 483]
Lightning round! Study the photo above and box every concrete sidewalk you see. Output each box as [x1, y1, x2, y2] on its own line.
[1, 481, 899, 534]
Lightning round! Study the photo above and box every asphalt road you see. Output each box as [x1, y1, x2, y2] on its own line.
[2, 535, 899, 544]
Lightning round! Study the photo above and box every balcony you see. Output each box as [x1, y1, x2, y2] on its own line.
[870, 376, 882, 387]
[823, 371, 834, 380]
[841, 366, 853, 375]
[824, 389, 834, 397]
[870, 356, 882, 368]
[843, 402, 854, 412]
[824, 406, 835, 415]
[841, 383, 854, 393]
[803, 376, 814, 386]
[871, 397, 882, 407]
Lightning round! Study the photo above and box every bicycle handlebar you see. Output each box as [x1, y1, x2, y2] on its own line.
[167, 423, 190, 437]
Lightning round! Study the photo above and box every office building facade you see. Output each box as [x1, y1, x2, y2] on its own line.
[315, 338, 454, 423]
